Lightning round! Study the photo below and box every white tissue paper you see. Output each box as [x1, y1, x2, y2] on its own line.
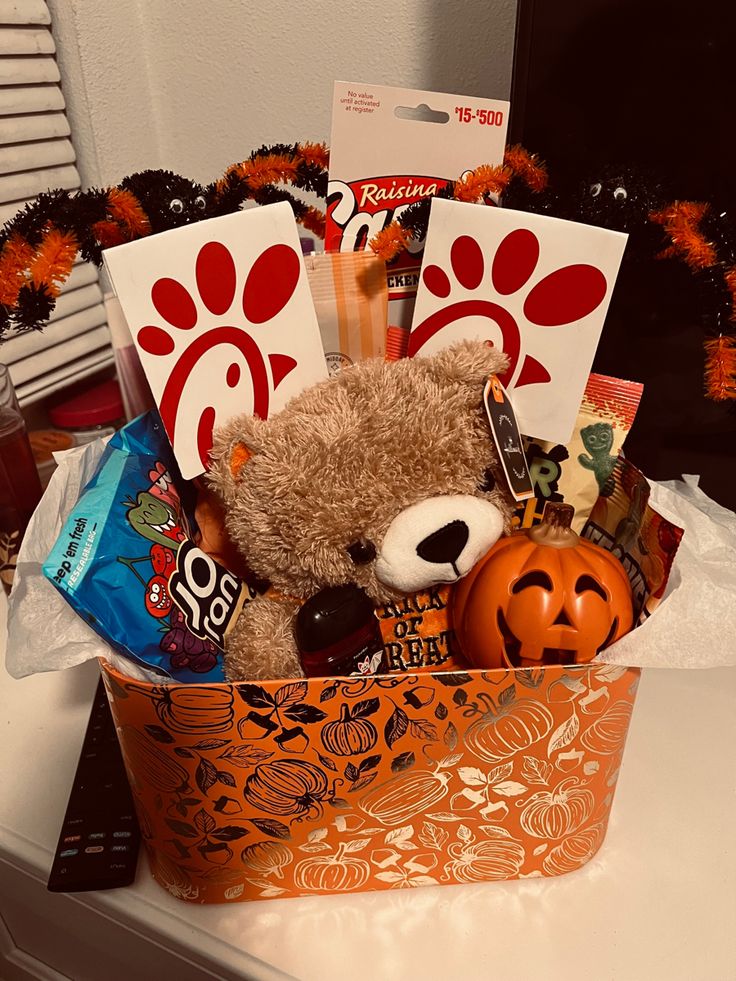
[5, 448, 736, 680]
[596, 475, 736, 668]
[5, 438, 156, 682]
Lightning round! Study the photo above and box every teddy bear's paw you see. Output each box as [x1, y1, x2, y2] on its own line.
[224, 594, 304, 681]
[374, 493, 506, 593]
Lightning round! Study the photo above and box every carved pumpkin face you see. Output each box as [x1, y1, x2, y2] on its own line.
[453, 503, 633, 668]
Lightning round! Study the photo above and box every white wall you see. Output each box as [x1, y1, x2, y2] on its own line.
[48, 0, 518, 188]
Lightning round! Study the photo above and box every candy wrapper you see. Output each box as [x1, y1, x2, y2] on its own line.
[304, 250, 388, 372]
[40, 413, 254, 682]
[515, 374, 643, 533]
[583, 456, 682, 622]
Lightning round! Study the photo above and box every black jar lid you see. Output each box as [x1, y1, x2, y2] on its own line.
[295, 584, 376, 654]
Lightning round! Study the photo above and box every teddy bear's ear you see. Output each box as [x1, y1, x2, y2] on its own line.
[422, 339, 510, 398]
[207, 413, 266, 501]
[228, 441, 253, 479]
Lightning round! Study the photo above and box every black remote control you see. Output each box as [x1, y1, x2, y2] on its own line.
[48, 675, 141, 892]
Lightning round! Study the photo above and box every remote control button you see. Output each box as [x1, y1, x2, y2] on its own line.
[88, 832, 106, 840]
[59, 849, 78, 858]
[109, 863, 126, 870]
[113, 831, 132, 838]
[85, 845, 105, 854]
[111, 845, 129, 853]
[66, 818, 84, 826]
[63, 834, 81, 843]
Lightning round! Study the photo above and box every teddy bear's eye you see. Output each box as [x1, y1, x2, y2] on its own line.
[346, 539, 377, 564]
[478, 467, 496, 493]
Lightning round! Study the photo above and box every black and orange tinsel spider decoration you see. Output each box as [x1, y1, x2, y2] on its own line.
[1, 141, 733, 401]
[0, 141, 328, 337]
[370, 150, 736, 403]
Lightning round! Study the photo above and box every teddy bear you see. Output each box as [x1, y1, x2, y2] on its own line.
[207, 339, 514, 681]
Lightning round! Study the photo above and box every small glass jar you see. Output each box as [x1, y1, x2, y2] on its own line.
[295, 584, 388, 678]
[0, 364, 43, 593]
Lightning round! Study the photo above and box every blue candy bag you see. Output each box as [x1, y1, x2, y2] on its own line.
[44, 412, 251, 682]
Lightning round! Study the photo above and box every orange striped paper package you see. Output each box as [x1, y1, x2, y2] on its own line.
[305, 251, 388, 373]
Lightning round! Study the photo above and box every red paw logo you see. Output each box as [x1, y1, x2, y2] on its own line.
[136, 240, 302, 473]
[410, 229, 608, 388]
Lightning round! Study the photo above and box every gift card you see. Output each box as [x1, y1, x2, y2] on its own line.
[410, 200, 628, 444]
[104, 204, 328, 479]
[327, 81, 509, 329]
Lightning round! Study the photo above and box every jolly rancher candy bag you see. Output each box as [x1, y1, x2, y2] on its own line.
[43, 412, 254, 682]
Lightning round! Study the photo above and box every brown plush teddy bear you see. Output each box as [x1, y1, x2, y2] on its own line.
[208, 339, 513, 681]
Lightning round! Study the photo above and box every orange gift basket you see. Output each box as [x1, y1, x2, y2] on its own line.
[102, 659, 639, 903]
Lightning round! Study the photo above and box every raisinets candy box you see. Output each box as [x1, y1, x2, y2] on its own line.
[44, 412, 254, 683]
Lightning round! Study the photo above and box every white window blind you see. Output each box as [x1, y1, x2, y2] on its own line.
[0, 0, 112, 405]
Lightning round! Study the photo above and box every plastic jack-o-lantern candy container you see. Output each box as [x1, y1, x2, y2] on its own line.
[453, 502, 633, 668]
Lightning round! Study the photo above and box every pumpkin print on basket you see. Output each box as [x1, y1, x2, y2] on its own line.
[519, 777, 595, 839]
[580, 700, 634, 755]
[121, 726, 190, 794]
[243, 759, 331, 820]
[294, 842, 371, 892]
[359, 759, 453, 827]
[464, 697, 554, 765]
[542, 823, 606, 876]
[125, 682, 235, 734]
[241, 840, 294, 878]
[444, 828, 526, 883]
[321, 701, 378, 756]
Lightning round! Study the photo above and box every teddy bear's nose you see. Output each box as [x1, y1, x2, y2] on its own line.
[416, 520, 470, 567]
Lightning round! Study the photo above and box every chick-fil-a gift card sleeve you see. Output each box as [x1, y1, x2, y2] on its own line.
[104, 204, 328, 479]
[410, 200, 628, 445]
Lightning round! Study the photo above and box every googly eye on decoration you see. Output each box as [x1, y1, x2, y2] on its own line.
[590, 182, 602, 198]
[613, 186, 628, 201]
[169, 198, 185, 214]
[194, 195, 207, 211]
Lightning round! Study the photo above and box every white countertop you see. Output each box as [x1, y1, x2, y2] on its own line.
[2, 590, 735, 981]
